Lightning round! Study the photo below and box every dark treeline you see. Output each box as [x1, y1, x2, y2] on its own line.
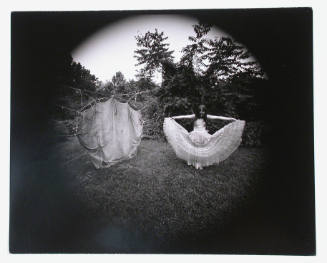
[52, 54, 160, 137]
[53, 23, 271, 146]
[134, 24, 270, 146]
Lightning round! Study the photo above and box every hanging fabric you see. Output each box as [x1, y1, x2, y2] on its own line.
[77, 98, 143, 169]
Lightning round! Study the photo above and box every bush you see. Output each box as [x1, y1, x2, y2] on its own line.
[241, 121, 270, 147]
[142, 99, 165, 140]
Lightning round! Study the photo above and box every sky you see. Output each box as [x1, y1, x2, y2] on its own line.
[71, 14, 230, 84]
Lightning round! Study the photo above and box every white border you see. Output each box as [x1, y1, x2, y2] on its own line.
[1, 1, 326, 263]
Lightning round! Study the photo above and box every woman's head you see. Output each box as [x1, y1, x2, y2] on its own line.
[194, 104, 207, 119]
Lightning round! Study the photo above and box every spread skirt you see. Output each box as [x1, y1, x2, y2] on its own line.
[163, 118, 245, 169]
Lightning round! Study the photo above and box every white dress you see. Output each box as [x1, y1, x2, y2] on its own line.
[163, 117, 245, 169]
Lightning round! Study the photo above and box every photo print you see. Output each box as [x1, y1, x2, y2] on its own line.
[10, 8, 315, 254]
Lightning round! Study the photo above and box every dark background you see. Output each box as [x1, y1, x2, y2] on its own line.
[10, 8, 315, 254]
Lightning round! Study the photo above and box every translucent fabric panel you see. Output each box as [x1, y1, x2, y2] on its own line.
[78, 98, 143, 168]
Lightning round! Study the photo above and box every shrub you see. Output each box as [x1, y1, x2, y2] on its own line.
[241, 121, 270, 147]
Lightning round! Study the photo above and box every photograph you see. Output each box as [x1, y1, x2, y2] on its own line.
[10, 8, 315, 254]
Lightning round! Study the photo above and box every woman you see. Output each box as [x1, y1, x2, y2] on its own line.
[163, 105, 245, 169]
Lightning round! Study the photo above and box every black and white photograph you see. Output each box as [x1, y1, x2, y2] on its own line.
[10, 8, 315, 254]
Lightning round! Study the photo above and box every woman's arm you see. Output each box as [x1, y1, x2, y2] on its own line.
[170, 114, 195, 120]
[207, 114, 237, 121]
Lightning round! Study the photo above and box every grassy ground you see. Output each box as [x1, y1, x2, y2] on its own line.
[45, 120, 268, 252]
[10, 120, 269, 253]
[10, 115, 316, 254]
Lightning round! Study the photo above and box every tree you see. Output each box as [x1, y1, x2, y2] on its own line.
[100, 80, 114, 95]
[111, 71, 127, 93]
[134, 29, 174, 79]
[203, 37, 264, 81]
[135, 77, 157, 91]
[67, 60, 101, 91]
[181, 23, 264, 85]
[180, 23, 212, 72]
[167, 23, 267, 119]
[133, 23, 269, 143]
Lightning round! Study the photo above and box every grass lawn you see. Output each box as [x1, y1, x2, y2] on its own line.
[10, 120, 269, 253]
[49, 118, 269, 252]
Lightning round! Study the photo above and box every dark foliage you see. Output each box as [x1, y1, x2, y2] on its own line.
[134, 29, 174, 79]
[135, 24, 269, 146]
[55, 23, 269, 146]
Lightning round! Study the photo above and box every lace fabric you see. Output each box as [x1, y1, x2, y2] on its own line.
[163, 117, 245, 169]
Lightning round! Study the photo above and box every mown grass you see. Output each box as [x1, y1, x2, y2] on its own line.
[50, 118, 268, 251]
[10, 120, 268, 253]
